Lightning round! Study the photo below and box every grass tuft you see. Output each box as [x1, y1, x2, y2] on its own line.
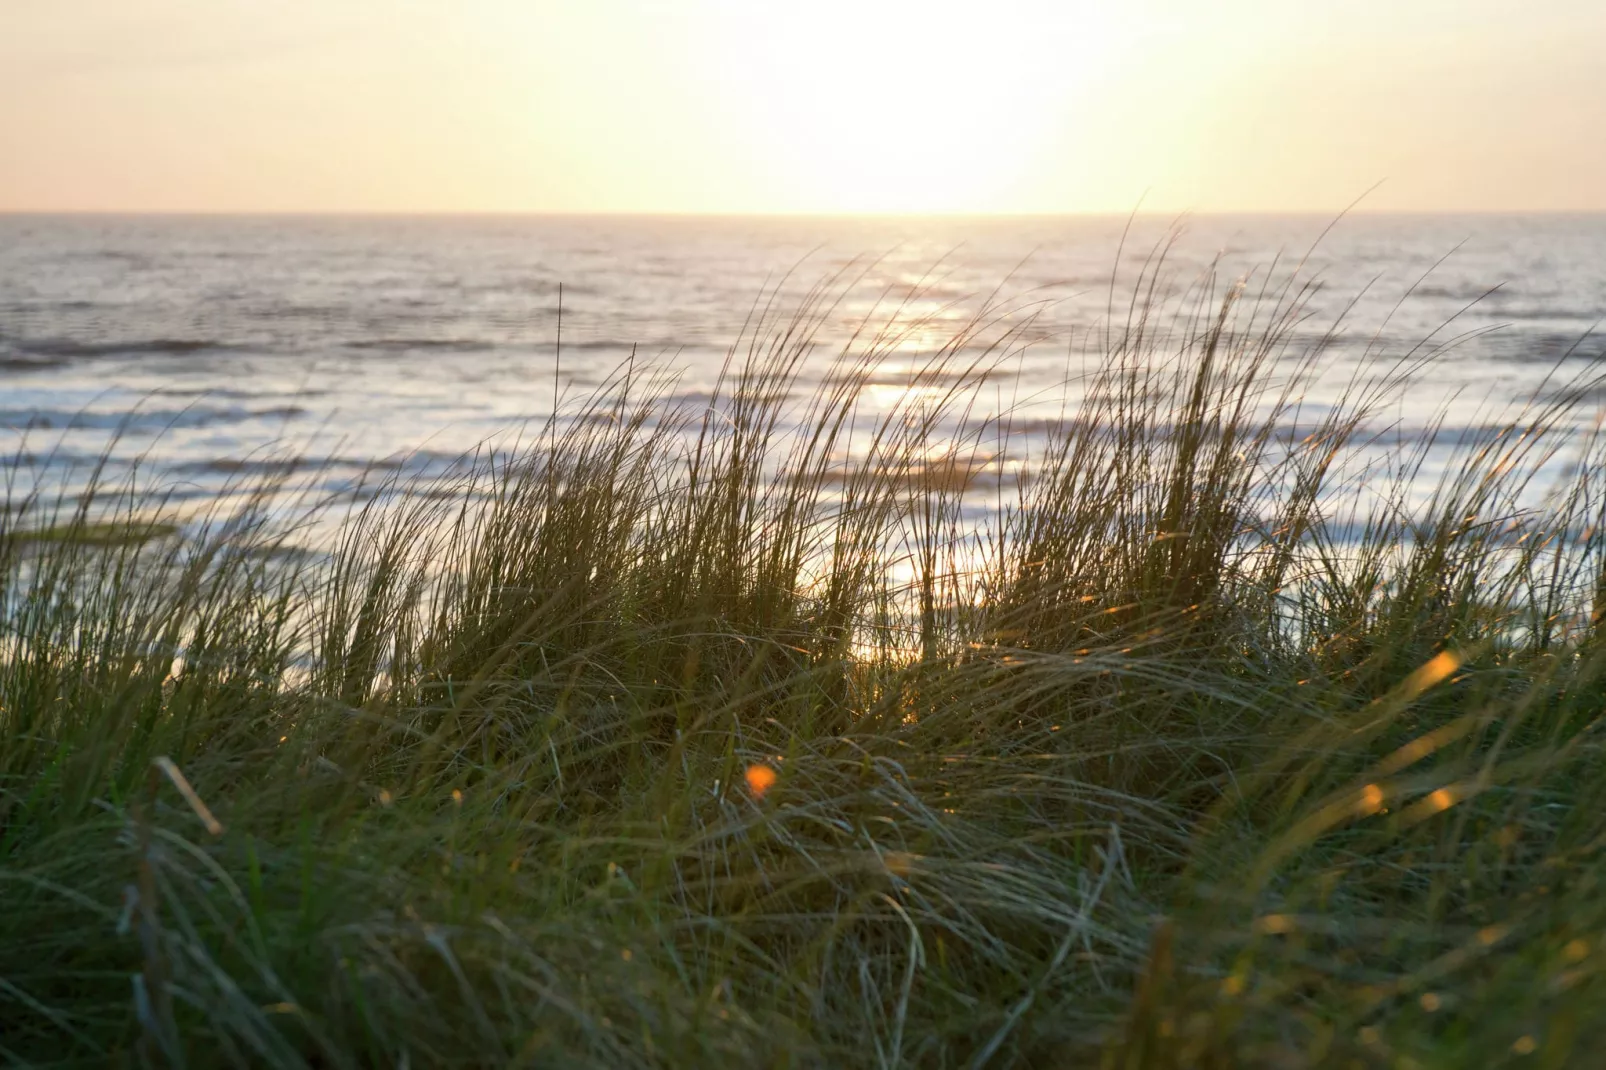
[3, 256, 1606, 1067]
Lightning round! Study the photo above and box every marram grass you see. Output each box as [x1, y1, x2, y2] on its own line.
[3, 262, 1606, 1068]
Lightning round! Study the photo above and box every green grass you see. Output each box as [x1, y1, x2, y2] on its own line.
[3, 261, 1606, 1067]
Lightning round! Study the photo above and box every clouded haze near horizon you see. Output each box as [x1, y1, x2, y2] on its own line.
[3, 0, 1603, 215]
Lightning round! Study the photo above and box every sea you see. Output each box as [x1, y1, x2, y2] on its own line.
[1, 213, 1603, 536]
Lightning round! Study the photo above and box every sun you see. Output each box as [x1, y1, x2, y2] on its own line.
[692, 0, 1126, 213]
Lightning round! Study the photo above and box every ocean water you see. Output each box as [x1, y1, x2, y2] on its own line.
[1, 213, 1603, 533]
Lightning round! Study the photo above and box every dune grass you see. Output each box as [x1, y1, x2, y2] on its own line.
[3, 258, 1606, 1068]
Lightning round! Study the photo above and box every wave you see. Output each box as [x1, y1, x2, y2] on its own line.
[0, 355, 69, 372]
[822, 365, 1004, 390]
[559, 339, 708, 354]
[1409, 284, 1494, 302]
[345, 338, 491, 352]
[1486, 306, 1606, 323]
[11, 338, 236, 359]
[0, 405, 307, 432]
[153, 386, 329, 400]
[1483, 331, 1603, 363]
[168, 452, 425, 476]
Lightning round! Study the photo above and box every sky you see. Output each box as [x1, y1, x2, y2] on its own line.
[2, 0, 1603, 215]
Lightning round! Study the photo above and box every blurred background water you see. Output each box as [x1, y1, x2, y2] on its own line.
[1, 213, 1602, 537]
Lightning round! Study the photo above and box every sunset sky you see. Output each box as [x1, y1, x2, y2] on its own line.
[2, 0, 1603, 215]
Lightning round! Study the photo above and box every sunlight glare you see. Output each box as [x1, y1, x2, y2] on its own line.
[698, 0, 1127, 212]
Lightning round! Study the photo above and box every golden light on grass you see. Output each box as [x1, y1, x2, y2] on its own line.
[1375, 712, 1480, 777]
[1253, 914, 1296, 935]
[1359, 783, 1386, 815]
[1512, 1035, 1538, 1055]
[1397, 650, 1463, 702]
[152, 755, 224, 837]
[744, 763, 777, 799]
[883, 851, 918, 877]
[1399, 782, 1473, 826]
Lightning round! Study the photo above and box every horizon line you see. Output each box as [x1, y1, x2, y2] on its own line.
[5, 207, 1606, 220]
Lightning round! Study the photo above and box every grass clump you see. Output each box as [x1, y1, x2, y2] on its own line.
[2, 256, 1606, 1068]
